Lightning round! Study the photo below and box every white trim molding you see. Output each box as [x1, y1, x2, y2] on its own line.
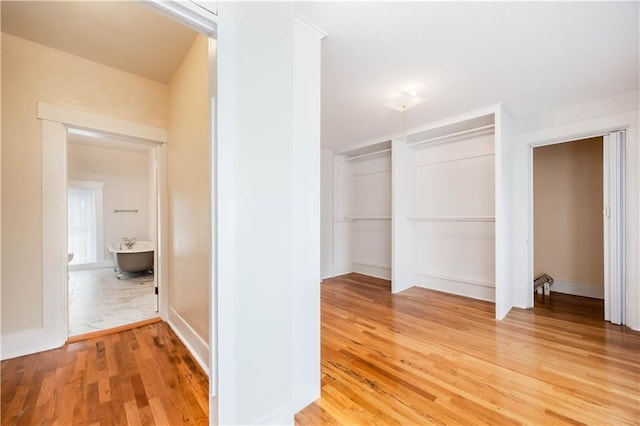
[68, 260, 114, 272]
[144, 0, 217, 36]
[353, 261, 391, 280]
[1, 327, 60, 360]
[37, 103, 167, 143]
[2, 120, 68, 361]
[415, 272, 495, 302]
[168, 307, 210, 376]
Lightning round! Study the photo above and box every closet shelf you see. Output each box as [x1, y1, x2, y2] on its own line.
[416, 152, 494, 168]
[417, 272, 495, 289]
[344, 216, 392, 221]
[407, 216, 495, 222]
[346, 148, 391, 161]
[406, 124, 495, 148]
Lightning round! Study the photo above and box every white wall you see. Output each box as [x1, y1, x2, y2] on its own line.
[292, 17, 323, 413]
[495, 105, 515, 319]
[392, 138, 415, 293]
[166, 33, 211, 363]
[510, 90, 639, 331]
[67, 142, 152, 261]
[320, 149, 333, 279]
[217, 3, 322, 423]
[331, 155, 353, 276]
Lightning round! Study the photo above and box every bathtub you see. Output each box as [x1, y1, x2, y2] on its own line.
[107, 240, 154, 277]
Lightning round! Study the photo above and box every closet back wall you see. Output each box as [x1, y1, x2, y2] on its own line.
[534, 137, 604, 298]
[332, 151, 392, 279]
[351, 152, 391, 279]
[412, 131, 496, 301]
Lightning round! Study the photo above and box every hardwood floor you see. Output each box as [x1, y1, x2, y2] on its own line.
[296, 273, 640, 425]
[1, 322, 208, 425]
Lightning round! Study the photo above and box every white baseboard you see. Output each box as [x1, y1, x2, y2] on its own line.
[167, 307, 210, 376]
[254, 403, 294, 425]
[551, 280, 604, 299]
[1, 326, 65, 361]
[331, 264, 353, 277]
[353, 261, 391, 280]
[415, 273, 495, 302]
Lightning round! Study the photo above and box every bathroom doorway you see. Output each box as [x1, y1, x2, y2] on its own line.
[66, 129, 161, 337]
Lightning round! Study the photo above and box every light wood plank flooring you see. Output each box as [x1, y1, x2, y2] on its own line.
[1, 322, 208, 425]
[296, 273, 640, 425]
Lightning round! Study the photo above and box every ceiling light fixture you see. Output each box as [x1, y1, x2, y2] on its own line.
[383, 90, 426, 140]
[383, 90, 426, 112]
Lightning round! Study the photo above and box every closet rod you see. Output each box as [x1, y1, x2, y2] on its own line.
[416, 152, 494, 168]
[345, 216, 392, 221]
[417, 272, 494, 289]
[346, 148, 391, 161]
[407, 216, 495, 222]
[405, 124, 495, 148]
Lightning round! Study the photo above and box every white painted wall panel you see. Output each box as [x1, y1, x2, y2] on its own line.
[415, 156, 495, 217]
[332, 158, 353, 276]
[392, 138, 416, 293]
[352, 221, 392, 268]
[217, 3, 322, 423]
[332, 222, 352, 275]
[320, 149, 334, 279]
[291, 17, 322, 413]
[353, 172, 391, 217]
[414, 222, 496, 284]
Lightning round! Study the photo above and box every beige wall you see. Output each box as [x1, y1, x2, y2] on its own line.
[67, 142, 153, 261]
[167, 35, 211, 343]
[534, 137, 604, 286]
[1, 33, 168, 333]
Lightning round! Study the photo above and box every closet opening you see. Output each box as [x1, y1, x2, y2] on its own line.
[531, 131, 626, 326]
[325, 108, 509, 316]
[331, 140, 392, 281]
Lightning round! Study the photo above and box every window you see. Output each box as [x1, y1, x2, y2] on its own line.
[68, 181, 104, 265]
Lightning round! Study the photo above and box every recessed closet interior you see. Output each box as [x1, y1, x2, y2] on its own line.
[328, 111, 500, 305]
[533, 137, 605, 302]
[332, 141, 392, 280]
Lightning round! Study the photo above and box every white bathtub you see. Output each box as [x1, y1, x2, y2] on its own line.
[107, 240, 154, 276]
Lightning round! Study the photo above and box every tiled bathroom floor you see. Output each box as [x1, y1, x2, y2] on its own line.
[68, 267, 158, 337]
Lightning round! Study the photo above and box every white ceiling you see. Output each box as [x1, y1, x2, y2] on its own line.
[1, 1, 198, 83]
[296, 2, 640, 152]
[2, 2, 637, 152]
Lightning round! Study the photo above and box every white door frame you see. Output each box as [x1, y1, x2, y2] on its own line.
[603, 131, 626, 324]
[38, 103, 169, 349]
[528, 128, 627, 323]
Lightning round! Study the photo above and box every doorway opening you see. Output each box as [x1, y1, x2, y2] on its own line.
[66, 130, 160, 337]
[531, 131, 626, 326]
